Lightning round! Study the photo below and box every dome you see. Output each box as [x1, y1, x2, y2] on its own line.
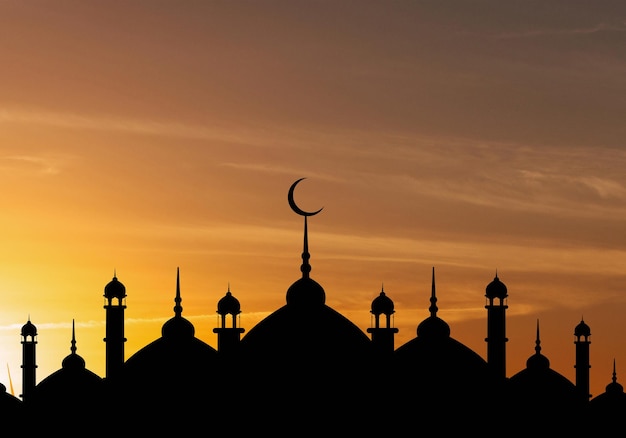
[162, 314, 195, 338]
[485, 274, 507, 299]
[574, 319, 591, 337]
[28, 322, 104, 430]
[416, 315, 451, 338]
[371, 291, 394, 315]
[104, 274, 126, 299]
[116, 267, 219, 400]
[526, 351, 550, 369]
[239, 302, 372, 358]
[114, 270, 221, 429]
[286, 276, 325, 307]
[217, 290, 241, 315]
[21, 319, 37, 337]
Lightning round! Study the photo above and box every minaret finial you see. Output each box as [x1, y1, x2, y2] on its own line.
[535, 319, 542, 355]
[288, 178, 323, 280]
[301, 216, 311, 279]
[174, 267, 183, 317]
[429, 266, 438, 317]
[70, 319, 77, 355]
[613, 358, 618, 384]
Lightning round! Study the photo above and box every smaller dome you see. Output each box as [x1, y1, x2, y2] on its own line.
[417, 316, 451, 339]
[104, 275, 126, 299]
[162, 316, 195, 338]
[485, 274, 507, 299]
[21, 319, 37, 337]
[286, 277, 325, 308]
[371, 291, 394, 315]
[606, 379, 624, 394]
[574, 319, 591, 337]
[527, 352, 550, 369]
[62, 353, 86, 370]
[217, 291, 241, 315]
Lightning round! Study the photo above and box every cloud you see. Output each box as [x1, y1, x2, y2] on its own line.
[0, 155, 69, 175]
[496, 22, 626, 39]
[0, 107, 264, 145]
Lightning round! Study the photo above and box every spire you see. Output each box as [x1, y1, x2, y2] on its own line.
[62, 319, 86, 369]
[534, 319, 541, 356]
[300, 216, 311, 279]
[613, 358, 618, 385]
[429, 266, 438, 317]
[162, 267, 195, 338]
[70, 319, 77, 355]
[174, 267, 183, 318]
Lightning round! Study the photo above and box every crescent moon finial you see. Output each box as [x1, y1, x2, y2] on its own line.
[288, 178, 323, 217]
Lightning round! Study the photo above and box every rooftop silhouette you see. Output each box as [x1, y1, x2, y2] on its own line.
[1, 179, 622, 435]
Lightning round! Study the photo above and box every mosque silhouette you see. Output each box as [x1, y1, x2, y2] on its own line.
[1, 179, 624, 436]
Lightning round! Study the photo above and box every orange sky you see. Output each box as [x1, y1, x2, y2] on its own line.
[0, 1, 625, 400]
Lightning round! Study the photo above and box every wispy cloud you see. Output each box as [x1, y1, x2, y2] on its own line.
[0, 107, 265, 146]
[0, 155, 70, 175]
[496, 22, 626, 39]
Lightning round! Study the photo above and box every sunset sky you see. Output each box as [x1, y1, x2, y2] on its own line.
[0, 1, 625, 400]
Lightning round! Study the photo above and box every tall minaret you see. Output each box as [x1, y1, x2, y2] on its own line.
[574, 317, 591, 402]
[213, 284, 245, 353]
[367, 284, 398, 354]
[103, 271, 126, 380]
[485, 271, 508, 379]
[20, 317, 37, 402]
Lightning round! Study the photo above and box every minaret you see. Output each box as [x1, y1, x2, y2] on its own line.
[485, 271, 508, 379]
[367, 284, 398, 354]
[574, 317, 591, 402]
[213, 284, 245, 353]
[103, 271, 126, 380]
[20, 317, 37, 402]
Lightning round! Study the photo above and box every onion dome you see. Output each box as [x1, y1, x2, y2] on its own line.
[417, 315, 451, 339]
[285, 213, 326, 308]
[104, 272, 126, 299]
[507, 320, 578, 432]
[586, 359, 626, 435]
[161, 268, 194, 338]
[21, 318, 37, 337]
[371, 289, 394, 315]
[218, 289, 241, 315]
[574, 318, 591, 337]
[416, 268, 450, 339]
[29, 320, 104, 430]
[392, 269, 495, 431]
[485, 272, 507, 299]
[286, 276, 325, 308]
[61, 321, 87, 371]
[526, 320, 550, 369]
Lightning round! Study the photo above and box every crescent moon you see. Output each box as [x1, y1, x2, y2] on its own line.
[288, 178, 323, 217]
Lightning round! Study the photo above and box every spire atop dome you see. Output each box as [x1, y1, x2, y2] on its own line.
[534, 319, 541, 355]
[62, 319, 86, 370]
[301, 216, 312, 279]
[526, 319, 550, 369]
[429, 266, 438, 317]
[285, 179, 326, 308]
[416, 267, 450, 338]
[161, 267, 195, 338]
[174, 267, 183, 317]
